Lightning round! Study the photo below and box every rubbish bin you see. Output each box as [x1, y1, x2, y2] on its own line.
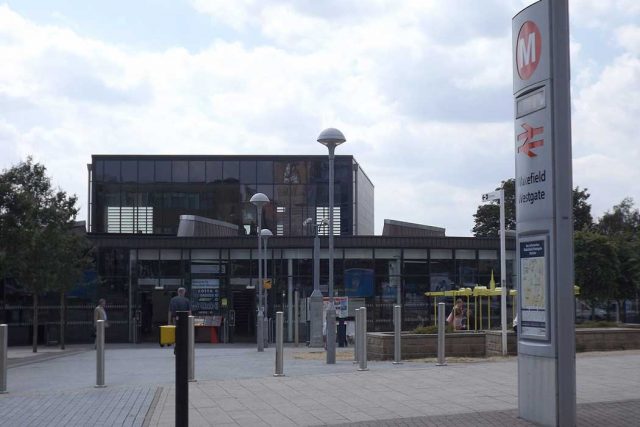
[159, 325, 176, 347]
[337, 319, 347, 347]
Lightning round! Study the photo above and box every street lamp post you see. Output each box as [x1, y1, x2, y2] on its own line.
[318, 128, 346, 365]
[304, 217, 328, 348]
[261, 228, 273, 347]
[481, 188, 508, 356]
[250, 192, 270, 352]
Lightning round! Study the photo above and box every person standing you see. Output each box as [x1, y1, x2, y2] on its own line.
[169, 287, 191, 325]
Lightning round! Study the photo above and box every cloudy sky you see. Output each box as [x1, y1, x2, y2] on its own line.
[1, 0, 638, 236]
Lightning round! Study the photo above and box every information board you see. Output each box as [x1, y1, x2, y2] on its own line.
[519, 237, 548, 339]
[191, 279, 220, 314]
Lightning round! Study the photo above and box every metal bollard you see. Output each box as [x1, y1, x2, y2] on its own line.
[437, 302, 447, 366]
[358, 307, 368, 371]
[188, 316, 196, 382]
[294, 291, 299, 347]
[353, 308, 359, 364]
[175, 312, 189, 427]
[274, 312, 284, 377]
[326, 306, 336, 365]
[257, 310, 264, 352]
[95, 320, 106, 388]
[393, 305, 402, 364]
[1, 324, 8, 394]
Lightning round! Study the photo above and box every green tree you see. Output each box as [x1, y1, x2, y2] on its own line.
[596, 198, 640, 237]
[595, 198, 640, 320]
[574, 231, 620, 316]
[0, 158, 85, 352]
[472, 180, 593, 236]
[472, 179, 516, 237]
[49, 227, 93, 349]
[572, 187, 593, 231]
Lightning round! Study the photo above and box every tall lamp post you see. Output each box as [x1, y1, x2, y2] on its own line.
[250, 192, 269, 352]
[261, 228, 273, 347]
[304, 217, 328, 348]
[318, 127, 346, 364]
[481, 188, 508, 356]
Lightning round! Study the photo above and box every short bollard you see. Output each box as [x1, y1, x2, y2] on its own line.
[353, 308, 360, 364]
[294, 291, 299, 347]
[274, 312, 284, 377]
[393, 305, 402, 365]
[95, 320, 106, 388]
[358, 307, 368, 371]
[437, 302, 447, 366]
[175, 311, 189, 427]
[257, 310, 264, 352]
[188, 315, 196, 382]
[1, 324, 8, 394]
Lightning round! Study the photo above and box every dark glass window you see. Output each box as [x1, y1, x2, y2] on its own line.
[257, 161, 273, 183]
[172, 161, 189, 182]
[94, 160, 104, 181]
[99, 249, 129, 276]
[275, 161, 307, 184]
[189, 161, 205, 182]
[223, 161, 239, 181]
[334, 158, 352, 183]
[404, 261, 428, 276]
[121, 160, 137, 182]
[240, 160, 256, 184]
[257, 184, 273, 200]
[139, 161, 154, 182]
[206, 161, 222, 182]
[104, 161, 120, 182]
[155, 161, 171, 182]
[138, 260, 158, 278]
[160, 260, 182, 277]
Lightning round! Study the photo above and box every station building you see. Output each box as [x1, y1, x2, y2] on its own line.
[1, 154, 515, 345]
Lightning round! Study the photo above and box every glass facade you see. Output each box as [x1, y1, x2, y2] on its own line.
[90, 155, 373, 236]
[65, 240, 515, 344]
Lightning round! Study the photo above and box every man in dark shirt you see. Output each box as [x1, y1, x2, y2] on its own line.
[169, 287, 191, 325]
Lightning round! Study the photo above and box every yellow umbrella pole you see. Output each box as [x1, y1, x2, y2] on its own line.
[466, 295, 470, 331]
[488, 296, 491, 330]
[474, 296, 478, 331]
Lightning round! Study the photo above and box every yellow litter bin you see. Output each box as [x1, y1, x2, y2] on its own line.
[159, 325, 176, 347]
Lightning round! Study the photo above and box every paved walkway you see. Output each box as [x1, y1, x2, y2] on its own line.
[1, 344, 639, 426]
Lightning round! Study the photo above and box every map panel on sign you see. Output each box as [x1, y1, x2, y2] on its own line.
[520, 238, 548, 339]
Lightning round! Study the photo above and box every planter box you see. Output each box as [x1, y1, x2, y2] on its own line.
[575, 328, 640, 352]
[368, 331, 486, 360]
[367, 328, 640, 361]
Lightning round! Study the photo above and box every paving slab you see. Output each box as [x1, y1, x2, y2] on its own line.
[1, 344, 639, 426]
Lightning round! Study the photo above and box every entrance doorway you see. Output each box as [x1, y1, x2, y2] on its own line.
[138, 289, 173, 342]
[231, 289, 255, 342]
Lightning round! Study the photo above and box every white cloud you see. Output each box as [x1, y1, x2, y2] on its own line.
[0, 1, 638, 235]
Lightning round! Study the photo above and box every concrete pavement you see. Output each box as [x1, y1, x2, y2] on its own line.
[1, 343, 639, 426]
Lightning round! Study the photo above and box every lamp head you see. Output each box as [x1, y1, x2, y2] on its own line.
[317, 128, 346, 149]
[260, 228, 273, 238]
[250, 192, 270, 208]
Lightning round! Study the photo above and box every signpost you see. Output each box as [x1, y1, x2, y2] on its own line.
[481, 189, 508, 356]
[513, 1, 575, 425]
